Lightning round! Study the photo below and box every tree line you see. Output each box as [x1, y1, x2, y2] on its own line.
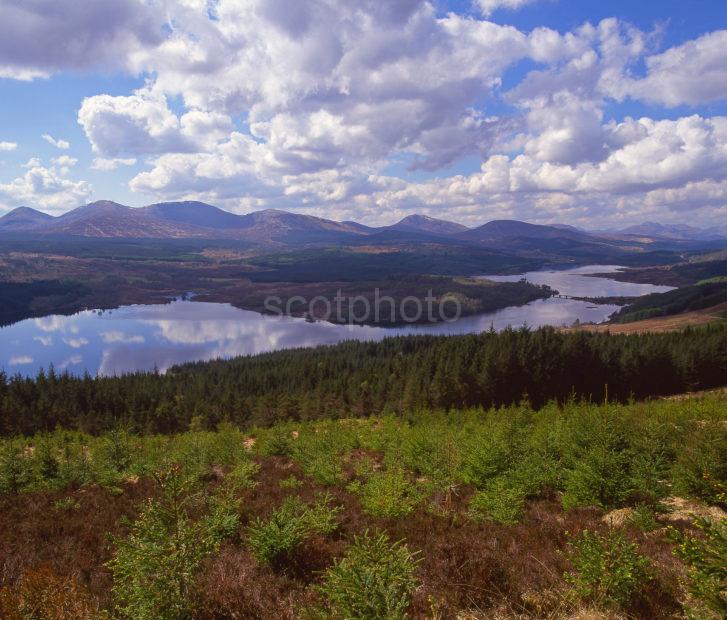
[2, 324, 727, 436]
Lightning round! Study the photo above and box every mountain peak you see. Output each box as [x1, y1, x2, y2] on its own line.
[389, 213, 468, 236]
[0, 206, 55, 231]
[142, 201, 245, 229]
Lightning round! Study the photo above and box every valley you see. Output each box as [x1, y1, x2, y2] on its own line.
[0, 199, 716, 332]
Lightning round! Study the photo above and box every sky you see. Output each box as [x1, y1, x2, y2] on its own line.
[0, 0, 726, 228]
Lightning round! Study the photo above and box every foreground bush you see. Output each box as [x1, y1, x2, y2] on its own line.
[247, 493, 342, 564]
[468, 476, 526, 524]
[670, 517, 727, 618]
[315, 531, 420, 619]
[351, 468, 423, 519]
[565, 528, 651, 609]
[107, 465, 239, 619]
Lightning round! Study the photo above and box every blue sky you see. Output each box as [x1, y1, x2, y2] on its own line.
[1, 0, 726, 228]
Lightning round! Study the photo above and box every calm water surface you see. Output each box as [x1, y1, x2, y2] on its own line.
[0, 265, 673, 377]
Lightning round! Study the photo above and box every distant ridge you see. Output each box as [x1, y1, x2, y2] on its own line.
[0, 206, 54, 231]
[46, 201, 208, 238]
[142, 201, 246, 230]
[0, 202, 715, 260]
[459, 219, 591, 244]
[613, 222, 725, 241]
[387, 214, 468, 236]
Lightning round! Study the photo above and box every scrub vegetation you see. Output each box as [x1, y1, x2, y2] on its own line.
[0, 394, 725, 618]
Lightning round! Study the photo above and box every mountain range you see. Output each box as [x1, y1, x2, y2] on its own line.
[0, 201, 723, 250]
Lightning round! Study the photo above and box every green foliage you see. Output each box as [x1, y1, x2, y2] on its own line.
[565, 528, 651, 608]
[460, 420, 517, 489]
[300, 492, 343, 536]
[291, 426, 351, 486]
[627, 505, 660, 532]
[670, 517, 727, 618]
[315, 531, 420, 620]
[227, 460, 260, 490]
[354, 468, 422, 519]
[106, 465, 239, 620]
[280, 475, 304, 489]
[0, 444, 31, 494]
[247, 497, 309, 564]
[247, 493, 342, 564]
[257, 426, 294, 457]
[53, 496, 81, 512]
[612, 281, 727, 324]
[397, 423, 462, 493]
[673, 422, 727, 508]
[468, 477, 526, 525]
[560, 413, 636, 510]
[562, 444, 633, 510]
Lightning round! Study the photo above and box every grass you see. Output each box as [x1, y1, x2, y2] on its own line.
[0, 395, 725, 618]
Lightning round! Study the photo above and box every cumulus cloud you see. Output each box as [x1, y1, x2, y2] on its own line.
[3, 1, 726, 226]
[63, 337, 89, 349]
[41, 134, 70, 149]
[356, 114, 727, 226]
[59, 355, 82, 370]
[91, 157, 137, 171]
[0, 141, 17, 151]
[0, 158, 92, 213]
[52, 155, 78, 167]
[0, 0, 163, 80]
[100, 331, 145, 344]
[78, 90, 232, 156]
[8, 356, 33, 366]
[476, 0, 541, 17]
[625, 30, 727, 107]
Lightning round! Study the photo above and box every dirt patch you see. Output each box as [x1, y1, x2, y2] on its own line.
[661, 497, 727, 523]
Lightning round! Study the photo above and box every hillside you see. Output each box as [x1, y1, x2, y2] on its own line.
[44, 201, 209, 239]
[0, 202, 696, 263]
[1, 389, 725, 619]
[1, 323, 726, 620]
[0, 206, 53, 231]
[386, 214, 468, 236]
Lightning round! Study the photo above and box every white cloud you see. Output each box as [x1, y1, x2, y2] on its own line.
[476, 0, 541, 17]
[355, 114, 727, 227]
[0, 159, 92, 213]
[100, 331, 145, 344]
[8, 356, 33, 366]
[91, 157, 137, 171]
[59, 355, 82, 370]
[2, 1, 726, 227]
[0, 0, 163, 80]
[625, 30, 727, 107]
[52, 155, 78, 167]
[0, 141, 17, 151]
[63, 337, 89, 349]
[41, 134, 70, 150]
[78, 90, 232, 157]
[33, 336, 53, 346]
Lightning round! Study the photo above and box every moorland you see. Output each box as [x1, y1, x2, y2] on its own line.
[0, 363, 725, 619]
[2, 200, 727, 328]
[1, 202, 726, 619]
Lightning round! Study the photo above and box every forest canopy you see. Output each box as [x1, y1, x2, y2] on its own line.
[2, 324, 727, 436]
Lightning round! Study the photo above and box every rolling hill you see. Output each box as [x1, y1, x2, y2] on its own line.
[0, 206, 54, 231]
[386, 214, 468, 236]
[0, 201, 716, 266]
